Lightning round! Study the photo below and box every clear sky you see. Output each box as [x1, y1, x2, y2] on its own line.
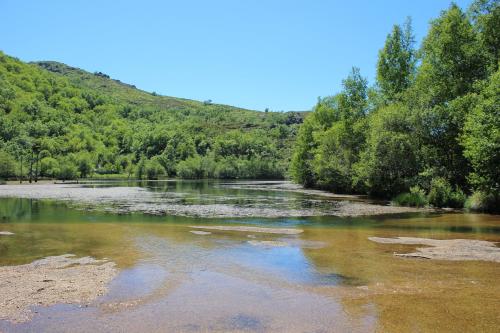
[1, 0, 473, 111]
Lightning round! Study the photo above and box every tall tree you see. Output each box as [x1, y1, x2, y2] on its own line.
[338, 67, 368, 119]
[376, 17, 416, 102]
[416, 4, 487, 106]
[468, 0, 500, 73]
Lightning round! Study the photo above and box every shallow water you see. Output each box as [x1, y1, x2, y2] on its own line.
[0, 181, 499, 332]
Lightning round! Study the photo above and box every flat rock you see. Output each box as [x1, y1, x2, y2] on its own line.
[369, 237, 500, 263]
[189, 231, 212, 235]
[190, 225, 303, 235]
[248, 240, 289, 247]
[0, 231, 14, 235]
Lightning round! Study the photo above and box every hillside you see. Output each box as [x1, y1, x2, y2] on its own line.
[0, 51, 304, 181]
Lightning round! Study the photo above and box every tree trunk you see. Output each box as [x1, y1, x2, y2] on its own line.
[34, 151, 40, 182]
[19, 155, 23, 184]
[28, 150, 33, 183]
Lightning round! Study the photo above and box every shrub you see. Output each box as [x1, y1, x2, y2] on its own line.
[447, 188, 467, 208]
[57, 160, 78, 180]
[428, 178, 466, 208]
[177, 156, 205, 179]
[392, 186, 428, 207]
[145, 157, 165, 180]
[465, 191, 500, 213]
[0, 150, 16, 178]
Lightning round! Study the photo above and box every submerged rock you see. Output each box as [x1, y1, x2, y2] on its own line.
[248, 240, 289, 247]
[190, 225, 303, 235]
[190, 231, 212, 235]
[369, 237, 500, 263]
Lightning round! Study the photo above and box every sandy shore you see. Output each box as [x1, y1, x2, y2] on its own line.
[0, 254, 118, 323]
[0, 182, 427, 218]
[369, 237, 500, 262]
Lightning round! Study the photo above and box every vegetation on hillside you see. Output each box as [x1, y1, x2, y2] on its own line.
[0, 54, 303, 181]
[290, 0, 499, 211]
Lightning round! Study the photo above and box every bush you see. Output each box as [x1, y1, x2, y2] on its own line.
[57, 159, 78, 180]
[465, 191, 500, 213]
[0, 150, 16, 179]
[392, 186, 428, 207]
[177, 156, 205, 179]
[145, 157, 165, 180]
[428, 178, 466, 208]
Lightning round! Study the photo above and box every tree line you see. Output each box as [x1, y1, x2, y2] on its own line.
[290, 1, 499, 211]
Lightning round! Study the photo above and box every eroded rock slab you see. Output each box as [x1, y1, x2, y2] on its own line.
[248, 240, 289, 247]
[190, 225, 303, 235]
[190, 231, 212, 235]
[369, 237, 500, 263]
[0, 254, 118, 323]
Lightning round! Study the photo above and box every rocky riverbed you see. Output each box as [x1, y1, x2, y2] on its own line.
[0, 182, 426, 218]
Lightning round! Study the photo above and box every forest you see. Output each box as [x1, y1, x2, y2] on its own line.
[290, 0, 499, 211]
[0, 53, 302, 181]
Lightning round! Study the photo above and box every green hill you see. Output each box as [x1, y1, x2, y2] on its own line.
[0, 51, 304, 181]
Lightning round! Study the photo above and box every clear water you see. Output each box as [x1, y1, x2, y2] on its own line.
[0, 181, 499, 332]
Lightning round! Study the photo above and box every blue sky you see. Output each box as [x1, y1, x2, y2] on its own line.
[1, 0, 473, 111]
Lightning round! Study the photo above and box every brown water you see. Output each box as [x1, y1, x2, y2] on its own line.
[0, 181, 499, 332]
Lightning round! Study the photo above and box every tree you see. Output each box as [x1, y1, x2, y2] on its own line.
[135, 156, 146, 179]
[0, 150, 16, 179]
[76, 152, 94, 178]
[462, 70, 500, 196]
[377, 17, 416, 102]
[355, 105, 420, 197]
[57, 157, 78, 180]
[468, 0, 500, 72]
[290, 117, 317, 187]
[338, 67, 368, 118]
[415, 4, 487, 106]
[145, 157, 165, 179]
[40, 157, 59, 178]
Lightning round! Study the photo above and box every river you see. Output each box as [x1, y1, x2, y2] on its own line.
[0, 180, 498, 332]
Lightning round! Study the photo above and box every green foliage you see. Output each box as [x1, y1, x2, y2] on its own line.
[0, 150, 16, 178]
[290, 68, 369, 192]
[57, 157, 78, 180]
[145, 157, 165, 180]
[462, 70, 500, 196]
[468, 0, 500, 72]
[415, 4, 487, 106]
[135, 157, 146, 179]
[465, 191, 500, 212]
[40, 157, 59, 178]
[291, 1, 498, 207]
[428, 177, 466, 208]
[0, 51, 302, 180]
[377, 17, 416, 102]
[392, 186, 428, 207]
[355, 104, 419, 197]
